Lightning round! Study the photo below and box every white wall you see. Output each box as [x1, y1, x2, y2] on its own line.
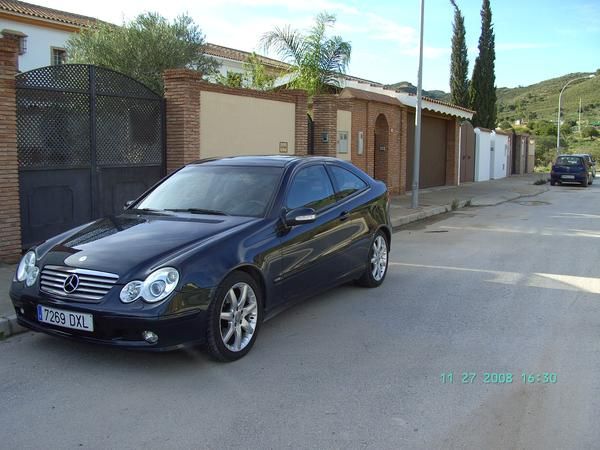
[491, 132, 509, 179]
[474, 128, 491, 181]
[199, 91, 296, 157]
[0, 19, 73, 71]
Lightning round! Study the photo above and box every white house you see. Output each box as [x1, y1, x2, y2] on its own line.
[0, 0, 98, 72]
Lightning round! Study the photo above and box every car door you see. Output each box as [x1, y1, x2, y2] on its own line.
[276, 163, 351, 303]
[326, 164, 373, 274]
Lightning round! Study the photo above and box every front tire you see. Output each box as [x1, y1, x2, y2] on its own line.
[206, 271, 262, 362]
[357, 231, 389, 288]
[550, 180, 556, 186]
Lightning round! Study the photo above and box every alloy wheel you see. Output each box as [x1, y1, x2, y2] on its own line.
[219, 282, 258, 352]
[371, 235, 388, 281]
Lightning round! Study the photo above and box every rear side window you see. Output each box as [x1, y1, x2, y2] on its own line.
[329, 165, 368, 199]
[286, 165, 337, 210]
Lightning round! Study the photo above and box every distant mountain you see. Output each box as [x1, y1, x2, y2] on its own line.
[386, 81, 450, 101]
[496, 71, 600, 125]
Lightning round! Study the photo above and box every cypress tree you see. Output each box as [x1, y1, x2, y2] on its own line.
[449, 0, 469, 108]
[469, 0, 497, 128]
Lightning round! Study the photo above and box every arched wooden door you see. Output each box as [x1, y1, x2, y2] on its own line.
[374, 114, 389, 184]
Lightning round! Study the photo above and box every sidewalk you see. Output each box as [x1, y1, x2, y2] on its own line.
[0, 173, 549, 340]
[0, 264, 23, 339]
[389, 173, 548, 227]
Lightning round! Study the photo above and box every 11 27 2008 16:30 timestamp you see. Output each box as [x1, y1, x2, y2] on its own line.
[440, 372, 558, 384]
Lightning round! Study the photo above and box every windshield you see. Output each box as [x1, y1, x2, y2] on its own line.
[136, 165, 283, 217]
[555, 156, 583, 166]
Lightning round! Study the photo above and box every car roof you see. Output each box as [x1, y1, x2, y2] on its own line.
[188, 155, 345, 168]
[570, 153, 590, 157]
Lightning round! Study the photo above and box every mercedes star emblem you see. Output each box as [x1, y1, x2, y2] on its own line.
[63, 274, 80, 294]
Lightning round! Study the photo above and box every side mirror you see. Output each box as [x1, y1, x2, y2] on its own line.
[123, 200, 135, 210]
[284, 207, 317, 226]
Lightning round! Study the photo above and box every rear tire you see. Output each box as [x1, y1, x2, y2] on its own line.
[357, 230, 389, 288]
[206, 271, 262, 362]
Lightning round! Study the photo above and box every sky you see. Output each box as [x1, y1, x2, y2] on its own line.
[34, 0, 599, 91]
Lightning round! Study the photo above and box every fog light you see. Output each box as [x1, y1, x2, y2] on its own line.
[142, 330, 158, 344]
[19, 308, 24, 315]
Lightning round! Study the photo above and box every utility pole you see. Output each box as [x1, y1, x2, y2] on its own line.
[411, 0, 425, 208]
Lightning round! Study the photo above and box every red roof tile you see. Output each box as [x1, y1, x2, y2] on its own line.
[0, 0, 99, 28]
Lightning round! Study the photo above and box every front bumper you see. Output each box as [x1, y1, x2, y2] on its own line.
[11, 293, 208, 351]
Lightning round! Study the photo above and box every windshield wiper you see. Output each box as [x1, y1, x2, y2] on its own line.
[129, 208, 164, 214]
[163, 208, 229, 216]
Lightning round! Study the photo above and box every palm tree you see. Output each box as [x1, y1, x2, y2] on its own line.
[260, 12, 351, 96]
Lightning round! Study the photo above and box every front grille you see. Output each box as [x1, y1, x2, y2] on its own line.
[40, 265, 119, 302]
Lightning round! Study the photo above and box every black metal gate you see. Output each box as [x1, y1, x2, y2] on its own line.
[16, 64, 165, 248]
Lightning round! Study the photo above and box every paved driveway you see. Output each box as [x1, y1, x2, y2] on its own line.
[1, 181, 599, 449]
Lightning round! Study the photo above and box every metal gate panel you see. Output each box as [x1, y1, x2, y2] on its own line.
[16, 64, 165, 249]
[405, 113, 448, 190]
[460, 121, 475, 182]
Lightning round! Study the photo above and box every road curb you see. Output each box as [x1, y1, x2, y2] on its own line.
[0, 313, 25, 340]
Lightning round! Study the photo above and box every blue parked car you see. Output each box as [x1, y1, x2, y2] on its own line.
[550, 155, 593, 187]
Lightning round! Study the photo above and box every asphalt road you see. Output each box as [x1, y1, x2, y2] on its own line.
[2, 180, 600, 449]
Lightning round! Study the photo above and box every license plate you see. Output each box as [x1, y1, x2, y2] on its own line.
[561, 175, 575, 179]
[37, 305, 94, 332]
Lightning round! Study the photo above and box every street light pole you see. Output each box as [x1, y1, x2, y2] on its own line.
[556, 74, 595, 155]
[411, 0, 425, 208]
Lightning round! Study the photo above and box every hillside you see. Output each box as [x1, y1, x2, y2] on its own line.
[497, 71, 600, 125]
[385, 81, 450, 101]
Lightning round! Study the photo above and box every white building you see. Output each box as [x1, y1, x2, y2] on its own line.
[0, 0, 98, 72]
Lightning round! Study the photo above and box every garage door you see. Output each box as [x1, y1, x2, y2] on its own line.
[406, 113, 448, 190]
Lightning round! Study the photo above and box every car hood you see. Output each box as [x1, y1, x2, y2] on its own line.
[37, 212, 259, 277]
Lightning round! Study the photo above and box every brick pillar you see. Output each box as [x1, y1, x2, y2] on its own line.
[163, 69, 201, 173]
[283, 89, 308, 156]
[366, 102, 375, 177]
[398, 108, 408, 194]
[312, 95, 337, 157]
[0, 36, 21, 262]
[385, 109, 402, 194]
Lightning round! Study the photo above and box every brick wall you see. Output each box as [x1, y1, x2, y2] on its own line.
[163, 69, 308, 168]
[0, 36, 21, 263]
[312, 94, 404, 194]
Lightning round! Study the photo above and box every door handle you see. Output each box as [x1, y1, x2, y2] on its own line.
[339, 211, 349, 221]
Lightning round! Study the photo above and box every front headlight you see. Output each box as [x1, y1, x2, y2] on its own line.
[16, 251, 39, 287]
[120, 267, 179, 304]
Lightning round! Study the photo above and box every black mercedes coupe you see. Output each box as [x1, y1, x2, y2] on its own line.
[10, 156, 392, 361]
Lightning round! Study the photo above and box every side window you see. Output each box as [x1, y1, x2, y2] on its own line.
[286, 165, 337, 210]
[329, 166, 368, 200]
